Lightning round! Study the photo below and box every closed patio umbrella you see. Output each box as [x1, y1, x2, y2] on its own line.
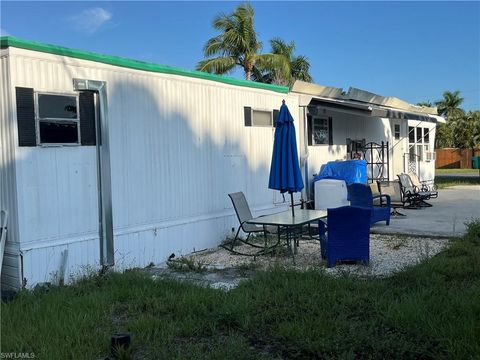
[269, 100, 304, 216]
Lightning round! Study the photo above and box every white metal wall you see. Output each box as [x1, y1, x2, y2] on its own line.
[7, 47, 296, 287]
[0, 49, 22, 290]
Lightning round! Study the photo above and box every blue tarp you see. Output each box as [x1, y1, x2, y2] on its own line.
[314, 160, 367, 185]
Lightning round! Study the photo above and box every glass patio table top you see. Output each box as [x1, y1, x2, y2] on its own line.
[246, 209, 327, 227]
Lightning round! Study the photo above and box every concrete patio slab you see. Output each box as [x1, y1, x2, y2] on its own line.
[371, 185, 480, 238]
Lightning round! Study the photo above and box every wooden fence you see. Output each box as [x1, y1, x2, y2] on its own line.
[435, 148, 480, 169]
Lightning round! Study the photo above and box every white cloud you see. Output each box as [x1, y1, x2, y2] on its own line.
[0, 28, 10, 36]
[68, 7, 112, 34]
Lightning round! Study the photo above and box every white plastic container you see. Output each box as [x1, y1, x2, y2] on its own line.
[314, 179, 349, 210]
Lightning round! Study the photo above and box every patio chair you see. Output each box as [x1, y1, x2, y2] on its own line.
[320, 206, 371, 267]
[369, 182, 381, 206]
[347, 183, 391, 226]
[377, 180, 406, 216]
[222, 192, 278, 255]
[397, 173, 432, 207]
[408, 172, 438, 198]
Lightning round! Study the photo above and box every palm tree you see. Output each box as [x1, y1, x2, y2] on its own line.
[416, 101, 433, 107]
[435, 91, 464, 119]
[253, 38, 313, 87]
[196, 4, 287, 80]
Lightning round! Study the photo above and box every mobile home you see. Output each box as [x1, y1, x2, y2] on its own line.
[0, 37, 443, 290]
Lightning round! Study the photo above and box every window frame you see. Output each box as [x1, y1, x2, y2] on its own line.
[34, 91, 81, 146]
[408, 125, 434, 162]
[310, 116, 329, 146]
[394, 123, 401, 140]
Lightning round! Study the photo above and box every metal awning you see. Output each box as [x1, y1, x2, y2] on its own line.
[307, 96, 388, 117]
[306, 96, 443, 123]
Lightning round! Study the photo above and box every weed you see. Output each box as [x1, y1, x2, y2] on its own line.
[166, 257, 207, 273]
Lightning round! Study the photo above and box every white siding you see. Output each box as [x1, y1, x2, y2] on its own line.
[306, 109, 404, 186]
[0, 49, 22, 290]
[7, 47, 296, 287]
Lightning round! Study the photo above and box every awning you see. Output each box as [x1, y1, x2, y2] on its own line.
[305, 96, 442, 123]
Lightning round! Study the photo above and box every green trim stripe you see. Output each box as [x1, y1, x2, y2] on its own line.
[0, 37, 289, 94]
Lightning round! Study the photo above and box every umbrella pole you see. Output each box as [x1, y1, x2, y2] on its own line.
[290, 192, 295, 217]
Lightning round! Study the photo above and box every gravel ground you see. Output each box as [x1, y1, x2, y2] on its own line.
[186, 234, 450, 278]
[148, 234, 450, 290]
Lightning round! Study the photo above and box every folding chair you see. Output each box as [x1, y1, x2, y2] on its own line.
[222, 192, 278, 256]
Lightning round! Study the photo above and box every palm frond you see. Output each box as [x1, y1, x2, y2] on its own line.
[196, 56, 236, 75]
[203, 36, 227, 57]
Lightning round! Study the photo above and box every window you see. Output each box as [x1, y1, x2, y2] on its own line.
[252, 110, 273, 126]
[394, 124, 401, 140]
[36, 93, 80, 145]
[244, 107, 278, 127]
[408, 125, 434, 162]
[308, 116, 332, 145]
[408, 126, 415, 143]
[423, 127, 430, 143]
[416, 127, 423, 142]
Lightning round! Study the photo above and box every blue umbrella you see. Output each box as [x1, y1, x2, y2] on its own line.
[269, 100, 304, 216]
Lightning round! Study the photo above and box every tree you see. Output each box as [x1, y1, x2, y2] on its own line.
[432, 90, 467, 148]
[435, 90, 464, 119]
[452, 110, 480, 149]
[196, 3, 287, 80]
[253, 38, 313, 87]
[416, 101, 433, 107]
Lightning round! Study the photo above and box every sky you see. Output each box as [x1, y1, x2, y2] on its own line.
[1, 1, 479, 111]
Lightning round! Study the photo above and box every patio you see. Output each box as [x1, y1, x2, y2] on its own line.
[371, 185, 480, 237]
[150, 185, 478, 290]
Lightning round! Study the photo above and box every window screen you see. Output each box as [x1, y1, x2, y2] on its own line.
[244, 107, 274, 127]
[312, 118, 328, 145]
[38, 94, 78, 119]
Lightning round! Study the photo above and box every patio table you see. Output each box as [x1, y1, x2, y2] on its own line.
[246, 209, 327, 262]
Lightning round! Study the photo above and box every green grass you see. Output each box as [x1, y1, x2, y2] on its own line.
[2, 222, 480, 359]
[436, 168, 480, 175]
[435, 176, 480, 189]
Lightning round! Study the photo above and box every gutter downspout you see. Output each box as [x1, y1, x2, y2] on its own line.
[300, 105, 310, 201]
[73, 79, 114, 267]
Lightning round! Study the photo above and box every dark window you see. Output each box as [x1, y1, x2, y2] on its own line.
[424, 127, 429, 143]
[408, 126, 415, 143]
[36, 93, 80, 145]
[39, 122, 79, 143]
[416, 127, 423, 142]
[394, 124, 400, 140]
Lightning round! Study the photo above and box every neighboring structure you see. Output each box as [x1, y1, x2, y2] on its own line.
[0, 37, 443, 290]
[290, 81, 444, 200]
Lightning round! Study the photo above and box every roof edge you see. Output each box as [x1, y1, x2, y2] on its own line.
[0, 36, 289, 94]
